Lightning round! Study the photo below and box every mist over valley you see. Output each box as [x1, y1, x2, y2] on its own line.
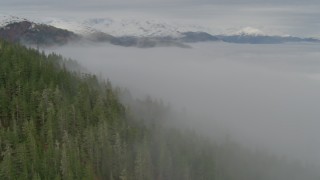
[47, 42, 320, 168]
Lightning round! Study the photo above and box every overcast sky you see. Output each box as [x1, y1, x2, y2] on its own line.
[1, 0, 320, 37]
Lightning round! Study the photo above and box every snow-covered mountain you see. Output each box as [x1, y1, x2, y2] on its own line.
[0, 15, 191, 48]
[37, 17, 211, 38]
[0, 15, 79, 46]
[0, 14, 319, 47]
[40, 18, 97, 35]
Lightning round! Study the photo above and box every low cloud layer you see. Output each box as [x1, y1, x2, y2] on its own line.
[48, 42, 320, 166]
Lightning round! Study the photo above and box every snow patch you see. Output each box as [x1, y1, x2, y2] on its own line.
[34, 17, 211, 38]
[81, 18, 209, 37]
[235, 27, 266, 36]
[37, 17, 96, 35]
[0, 14, 27, 27]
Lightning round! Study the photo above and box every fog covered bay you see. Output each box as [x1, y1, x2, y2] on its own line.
[50, 42, 320, 166]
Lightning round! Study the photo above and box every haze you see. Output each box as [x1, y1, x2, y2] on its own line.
[46, 42, 320, 167]
[1, 1, 320, 37]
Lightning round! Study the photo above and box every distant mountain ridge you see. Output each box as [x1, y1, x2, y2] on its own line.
[0, 15, 319, 48]
[0, 20, 79, 46]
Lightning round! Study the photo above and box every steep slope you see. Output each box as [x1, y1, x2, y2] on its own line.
[0, 20, 79, 46]
[0, 39, 319, 179]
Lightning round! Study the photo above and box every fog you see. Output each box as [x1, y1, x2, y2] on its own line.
[48, 42, 320, 166]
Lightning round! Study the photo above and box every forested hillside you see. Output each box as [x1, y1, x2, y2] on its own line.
[0, 39, 318, 180]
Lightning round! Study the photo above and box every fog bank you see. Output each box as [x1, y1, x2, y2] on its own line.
[49, 42, 320, 166]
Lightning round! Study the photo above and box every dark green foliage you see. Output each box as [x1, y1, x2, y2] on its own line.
[0, 39, 127, 179]
[0, 39, 318, 180]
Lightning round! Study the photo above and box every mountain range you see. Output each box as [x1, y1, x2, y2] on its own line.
[0, 15, 319, 48]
